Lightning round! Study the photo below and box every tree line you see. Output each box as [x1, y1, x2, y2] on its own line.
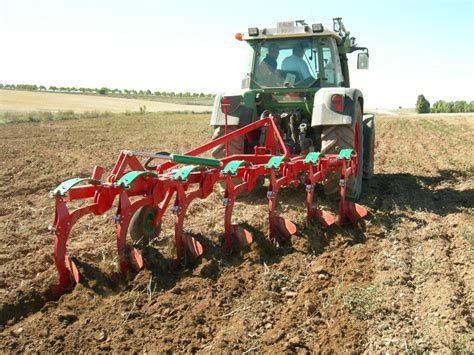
[0, 83, 214, 98]
[416, 95, 474, 114]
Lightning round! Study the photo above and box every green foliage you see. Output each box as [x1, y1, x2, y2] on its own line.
[98, 87, 109, 95]
[1, 82, 216, 99]
[431, 99, 474, 113]
[416, 94, 430, 114]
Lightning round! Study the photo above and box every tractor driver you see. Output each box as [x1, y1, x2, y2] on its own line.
[282, 45, 313, 83]
[262, 43, 280, 71]
[255, 43, 281, 86]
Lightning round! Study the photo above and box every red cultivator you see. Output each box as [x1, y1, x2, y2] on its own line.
[49, 109, 368, 291]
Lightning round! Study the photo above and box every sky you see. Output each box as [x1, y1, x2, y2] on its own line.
[0, 0, 473, 108]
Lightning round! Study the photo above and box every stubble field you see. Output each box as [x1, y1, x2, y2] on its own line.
[0, 90, 212, 114]
[0, 112, 472, 352]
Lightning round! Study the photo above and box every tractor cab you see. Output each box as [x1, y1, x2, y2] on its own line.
[245, 36, 344, 89]
[241, 21, 346, 90]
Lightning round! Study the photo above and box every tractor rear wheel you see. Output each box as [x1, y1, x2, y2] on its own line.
[362, 114, 375, 180]
[321, 101, 364, 201]
[129, 205, 162, 245]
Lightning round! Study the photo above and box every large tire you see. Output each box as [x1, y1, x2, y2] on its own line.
[362, 114, 375, 180]
[321, 101, 364, 201]
[211, 126, 244, 159]
[128, 205, 162, 245]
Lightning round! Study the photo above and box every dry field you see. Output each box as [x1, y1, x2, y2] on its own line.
[0, 112, 472, 353]
[0, 90, 212, 113]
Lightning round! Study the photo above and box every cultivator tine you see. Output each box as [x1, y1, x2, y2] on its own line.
[337, 150, 368, 224]
[340, 202, 368, 224]
[222, 161, 254, 253]
[64, 256, 80, 285]
[267, 157, 297, 242]
[304, 153, 336, 228]
[50, 178, 103, 289]
[115, 191, 145, 274]
[172, 169, 205, 265]
[271, 215, 297, 241]
[230, 225, 253, 249]
[52, 204, 93, 289]
[182, 233, 204, 260]
[306, 185, 335, 227]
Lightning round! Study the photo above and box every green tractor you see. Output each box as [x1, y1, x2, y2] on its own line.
[210, 18, 374, 199]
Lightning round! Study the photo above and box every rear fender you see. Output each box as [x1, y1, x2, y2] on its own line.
[311, 88, 363, 126]
[209, 91, 255, 126]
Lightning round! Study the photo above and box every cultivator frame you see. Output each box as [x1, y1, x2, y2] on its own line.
[49, 103, 367, 290]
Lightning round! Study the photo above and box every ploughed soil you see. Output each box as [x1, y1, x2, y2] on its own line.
[0, 113, 472, 353]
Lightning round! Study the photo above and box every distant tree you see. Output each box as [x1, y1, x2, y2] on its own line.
[470, 101, 474, 112]
[0, 83, 3, 88]
[453, 100, 468, 113]
[416, 95, 430, 114]
[98, 87, 109, 95]
[39, 85, 46, 91]
[446, 102, 454, 113]
[431, 100, 446, 113]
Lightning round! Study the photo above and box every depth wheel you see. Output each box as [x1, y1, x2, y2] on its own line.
[129, 205, 162, 245]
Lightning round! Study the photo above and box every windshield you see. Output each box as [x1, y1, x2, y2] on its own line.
[245, 37, 344, 89]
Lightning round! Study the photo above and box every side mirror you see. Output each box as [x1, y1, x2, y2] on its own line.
[357, 52, 369, 69]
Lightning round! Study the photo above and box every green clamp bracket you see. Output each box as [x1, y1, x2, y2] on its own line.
[114, 171, 158, 189]
[171, 165, 206, 182]
[304, 152, 322, 165]
[337, 149, 354, 161]
[50, 177, 101, 198]
[222, 160, 252, 176]
[265, 156, 290, 170]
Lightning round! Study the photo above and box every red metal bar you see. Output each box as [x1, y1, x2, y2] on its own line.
[221, 97, 230, 157]
[157, 117, 282, 173]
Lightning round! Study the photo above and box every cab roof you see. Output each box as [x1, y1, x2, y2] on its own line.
[242, 21, 342, 44]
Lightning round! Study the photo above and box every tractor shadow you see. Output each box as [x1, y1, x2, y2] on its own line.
[358, 169, 472, 236]
[362, 169, 472, 216]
